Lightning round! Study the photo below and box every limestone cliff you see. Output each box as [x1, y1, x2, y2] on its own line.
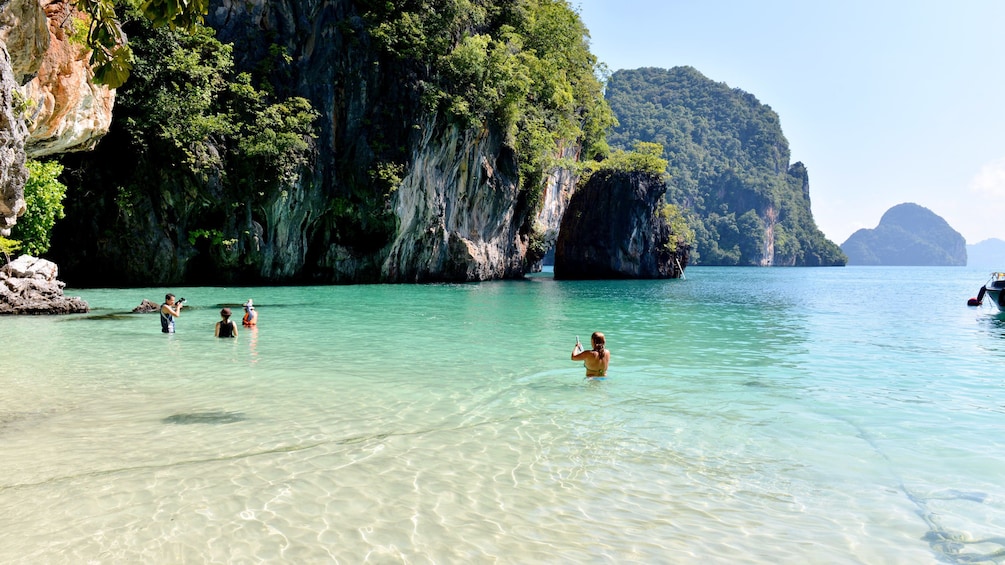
[22, 0, 115, 157]
[0, 0, 48, 84]
[0, 0, 43, 236]
[554, 170, 689, 279]
[385, 118, 522, 281]
[49, 0, 591, 286]
[0, 44, 27, 236]
[0, 0, 114, 237]
[212, 0, 581, 284]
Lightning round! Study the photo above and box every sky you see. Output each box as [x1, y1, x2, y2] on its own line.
[573, 0, 1005, 245]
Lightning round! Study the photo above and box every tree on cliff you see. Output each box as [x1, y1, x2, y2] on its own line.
[11, 160, 66, 257]
[363, 0, 615, 202]
[604, 66, 845, 266]
[75, 0, 209, 87]
[53, 16, 319, 285]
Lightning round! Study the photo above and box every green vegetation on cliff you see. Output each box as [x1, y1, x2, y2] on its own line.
[53, 0, 613, 285]
[605, 66, 845, 266]
[7, 160, 66, 257]
[74, 0, 210, 87]
[363, 0, 614, 198]
[55, 15, 319, 284]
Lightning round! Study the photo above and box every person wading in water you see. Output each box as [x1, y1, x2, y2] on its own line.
[571, 331, 610, 378]
[160, 294, 184, 333]
[215, 308, 238, 338]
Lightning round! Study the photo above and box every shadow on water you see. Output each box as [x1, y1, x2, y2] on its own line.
[162, 411, 246, 425]
[837, 414, 1005, 564]
[76, 313, 139, 321]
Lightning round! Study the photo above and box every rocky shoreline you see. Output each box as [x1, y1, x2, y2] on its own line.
[0, 255, 89, 314]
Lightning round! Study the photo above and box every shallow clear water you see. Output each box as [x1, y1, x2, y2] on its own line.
[2, 266, 1004, 564]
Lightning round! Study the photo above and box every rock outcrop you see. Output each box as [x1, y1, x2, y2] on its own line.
[841, 202, 966, 266]
[0, 254, 89, 314]
[384, 119, 525, 282]
[22, 0, 115, 157]
[554, 170, 689, 279]
[0, 43, 27, 236]
[132, 299, 159, 313]
[0, 0, 113, 237]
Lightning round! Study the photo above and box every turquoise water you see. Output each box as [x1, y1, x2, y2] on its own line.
[2, 266, 1004, 563]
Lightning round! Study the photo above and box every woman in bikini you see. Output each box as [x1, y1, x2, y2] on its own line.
[571, 331, 610, 377]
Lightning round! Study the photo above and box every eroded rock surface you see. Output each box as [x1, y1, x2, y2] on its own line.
[554, 170, 689, 279]
[0, 255, 89, 314]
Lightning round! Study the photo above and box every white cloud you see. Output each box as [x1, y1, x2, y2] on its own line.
[970, 157, 1005, 198]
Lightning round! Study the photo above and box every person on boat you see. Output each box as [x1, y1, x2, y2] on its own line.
[215, 308, 239, 338]
[160, 293, 184, 333]
[572, 331, 610, 378]
[242, 299, 258, 327]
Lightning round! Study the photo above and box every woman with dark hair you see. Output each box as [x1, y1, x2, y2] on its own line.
[571, 331, 610, 378]
[215, 308, 239, 338]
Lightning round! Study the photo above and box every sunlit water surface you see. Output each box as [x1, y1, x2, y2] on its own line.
[2, 266, 1004, 564]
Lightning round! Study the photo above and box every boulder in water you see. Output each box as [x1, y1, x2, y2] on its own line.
[0, 255, 89, 314]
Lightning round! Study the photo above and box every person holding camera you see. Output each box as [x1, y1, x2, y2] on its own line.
[160, 293, 185, 333]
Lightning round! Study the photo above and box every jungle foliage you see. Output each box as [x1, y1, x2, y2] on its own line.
[9, 160, 67, 257]
[361, 0, 615, 201]
[74, 0, 209, 88]
[605, 66, 845, 266]
[587, 141, 668, 177]
[116, 16, 318, 206]
[55, 13, 318, 283]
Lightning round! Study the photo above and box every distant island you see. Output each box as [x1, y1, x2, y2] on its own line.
[840, 203, 966, 266]
[967, 238, 1005, 268]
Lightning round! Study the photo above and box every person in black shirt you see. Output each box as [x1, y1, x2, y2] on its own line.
[215, 307, 238, 338]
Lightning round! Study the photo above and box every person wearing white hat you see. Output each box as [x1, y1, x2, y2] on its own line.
[242, 299, 258, 327]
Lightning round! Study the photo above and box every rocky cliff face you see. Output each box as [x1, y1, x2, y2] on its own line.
[209, 0, 534, 283]
[0, 0, 113, 237]
[22, 0, 115, 157]
[554, 170, 689, 279]
[218, 0, 580, 284]
[45, 0, 580, 286]
[0, 42, 26, 237]
[0, 0, 48, 84]
[385, 117, 522, 281]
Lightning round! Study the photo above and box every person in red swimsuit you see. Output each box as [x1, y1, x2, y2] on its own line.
[242, 299, 258, 327]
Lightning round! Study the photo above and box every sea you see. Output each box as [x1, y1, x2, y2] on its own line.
[1, 266, 1004, 564]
